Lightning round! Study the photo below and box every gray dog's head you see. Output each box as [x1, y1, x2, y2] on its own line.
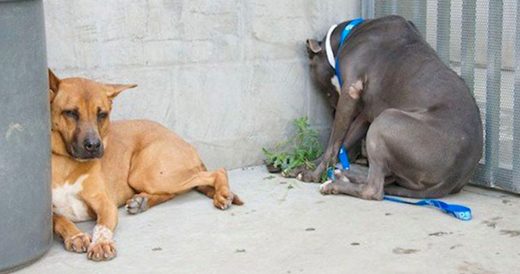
[305, 37, 339, 110]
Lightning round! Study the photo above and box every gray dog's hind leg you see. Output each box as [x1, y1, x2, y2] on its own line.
[343, 113, 370, 149]
[321, 108, 469, 200]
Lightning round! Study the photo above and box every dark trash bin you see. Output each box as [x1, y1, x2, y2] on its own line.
[0, 0, 52, 271]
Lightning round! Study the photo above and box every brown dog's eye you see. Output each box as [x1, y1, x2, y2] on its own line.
[62, 110, 79, 120]
[97, 112, 108, 121]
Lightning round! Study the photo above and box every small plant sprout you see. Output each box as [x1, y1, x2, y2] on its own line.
[262, 117, 323, 177]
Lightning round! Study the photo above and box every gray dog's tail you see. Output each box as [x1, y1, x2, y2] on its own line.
[384, 184, 461, 199]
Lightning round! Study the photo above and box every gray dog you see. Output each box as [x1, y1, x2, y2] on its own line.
[301, 15, 483, 200]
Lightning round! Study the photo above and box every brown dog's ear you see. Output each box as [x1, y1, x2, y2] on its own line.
[105, 83, 138, 99]
[306, 39, 322, 57]
[48, 69, 60, 102]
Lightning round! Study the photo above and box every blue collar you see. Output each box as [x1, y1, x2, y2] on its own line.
[325, 18, 364, 87]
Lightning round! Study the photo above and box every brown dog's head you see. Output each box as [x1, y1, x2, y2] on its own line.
[305, 38, 339, 110]
[48, 69, 136, 161]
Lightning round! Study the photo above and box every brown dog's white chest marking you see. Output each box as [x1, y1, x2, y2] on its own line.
[52, 174, 91, 222]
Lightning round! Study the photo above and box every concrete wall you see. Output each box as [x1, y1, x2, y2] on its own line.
[44, 0, 360, 169]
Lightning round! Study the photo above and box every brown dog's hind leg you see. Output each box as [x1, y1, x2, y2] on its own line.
[196, 185, 215, 198]
[196, 186, 243, 207]
[189, 168, 243, 209]
[129, 168, 243, 211]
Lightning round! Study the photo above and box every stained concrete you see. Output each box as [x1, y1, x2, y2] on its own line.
[19, 166, 520, 274]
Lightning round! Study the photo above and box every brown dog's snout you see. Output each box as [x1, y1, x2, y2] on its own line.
[83, 137, 102, 153]
[72, 130, 104, 160]
[81, 132, 103, 158]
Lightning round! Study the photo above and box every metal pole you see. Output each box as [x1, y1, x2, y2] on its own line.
[361, 0, 375, 19]
[390, 0, 398, 15]
[374, 0, 385, 18]
[512, 0, 520, 190]
[436, 0, 451, 66]
[461, 0, 476, 95]
[411, 0, 427, 36]
[484, 0, 503, 186]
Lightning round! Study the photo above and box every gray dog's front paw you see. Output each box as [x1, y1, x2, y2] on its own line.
[319, 171, 351, 195]
[319, 180, 337, 195]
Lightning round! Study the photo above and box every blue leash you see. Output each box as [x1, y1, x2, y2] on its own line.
[327, 146, 472, 221]
[383, 196, 472, 221]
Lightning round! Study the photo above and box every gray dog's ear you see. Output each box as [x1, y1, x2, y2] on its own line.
[306, 39, 322, 57]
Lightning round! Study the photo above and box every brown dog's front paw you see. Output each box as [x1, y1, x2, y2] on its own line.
[126, 195, 149, 215]
[64, 233, 91, 253]
[87, 241, 117, 261]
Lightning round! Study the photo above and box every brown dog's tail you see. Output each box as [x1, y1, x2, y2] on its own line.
[231, 192, 244, 205]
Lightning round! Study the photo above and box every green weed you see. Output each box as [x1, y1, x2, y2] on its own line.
[262, 117, 323, 175]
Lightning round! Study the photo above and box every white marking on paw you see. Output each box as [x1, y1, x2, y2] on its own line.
[90, 224, 113, 245]
[296, 173, 303, 181]
[52, 175, 91, 222]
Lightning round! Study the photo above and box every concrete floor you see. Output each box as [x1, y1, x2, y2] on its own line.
[19, 166, 520, 274]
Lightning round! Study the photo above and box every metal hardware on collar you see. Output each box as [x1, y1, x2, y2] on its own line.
[324, 18, 365, 87]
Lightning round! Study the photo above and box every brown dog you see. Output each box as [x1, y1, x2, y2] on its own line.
[49, 69, 243, 261]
